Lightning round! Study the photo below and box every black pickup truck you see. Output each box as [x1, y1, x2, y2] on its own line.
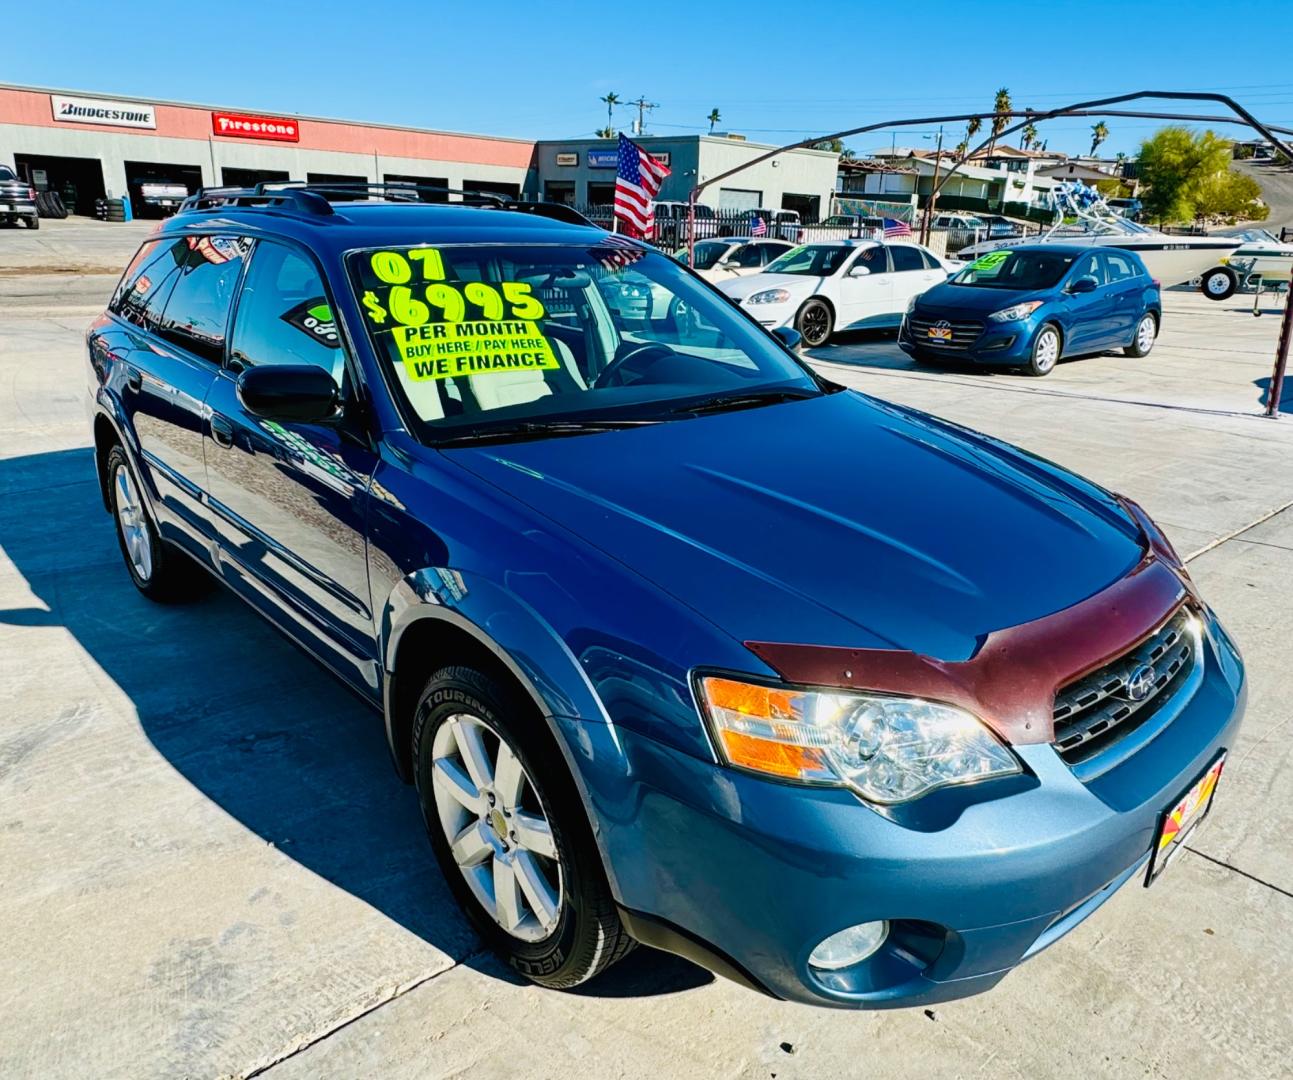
[0, 165, 39, 229]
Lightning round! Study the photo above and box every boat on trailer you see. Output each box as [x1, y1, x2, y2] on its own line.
[957, 182, 1240, 286]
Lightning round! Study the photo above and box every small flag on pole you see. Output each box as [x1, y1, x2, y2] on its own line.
[750, 215, 767, 237]
[883, 217, 913, 238]
[614, 133, 671, 238]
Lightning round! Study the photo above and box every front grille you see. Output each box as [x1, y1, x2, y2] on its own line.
[907, 316, 984, 350]
[1052, 608, 1197, 766]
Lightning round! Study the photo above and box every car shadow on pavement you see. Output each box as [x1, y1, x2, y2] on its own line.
[0, 447, 712, 1000]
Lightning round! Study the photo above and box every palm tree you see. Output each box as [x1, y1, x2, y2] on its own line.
[840, 147, 857, 163]
[1090, 122, 1110, 157]
[988, 87, 1012, 153]
[955, 139, 969, 162]
[1021, 122, 1038, 151]
[707, 108, 721, 134]
[962, 116, 982, 160]
[599, 91, 620, 133]
[595, 126, 615, 139]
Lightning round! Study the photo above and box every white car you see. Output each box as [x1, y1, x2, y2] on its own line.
[717, 240, 952, 347]
[679, 237, 797, 282]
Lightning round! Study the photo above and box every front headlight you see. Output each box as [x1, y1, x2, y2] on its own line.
[747, 288, 792, 305]
[988, 300, 1044, 323]
[698, 675, 1020, 804]
[906, 295, 919, 314]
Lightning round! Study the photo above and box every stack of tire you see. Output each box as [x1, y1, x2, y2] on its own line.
[36, 191, 68, 219]
[95, 198, 127, 223]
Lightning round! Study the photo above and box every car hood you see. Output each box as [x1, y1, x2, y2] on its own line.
[445, 391, 1144, 662]
[915, 281, 1050, 315]
[717, 273, 819, 300]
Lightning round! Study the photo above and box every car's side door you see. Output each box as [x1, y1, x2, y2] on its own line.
[1060, 251, 1113, 353]
[203, 238, 381, 695]
[109, 235, 246, 555]
[886, 243, 944, 319]
[1099, 250, 1144, 346]
[834, 245, 893, 329]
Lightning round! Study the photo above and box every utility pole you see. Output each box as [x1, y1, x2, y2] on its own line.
[628, 96, 658, 136]
[921, 126, 944, 245]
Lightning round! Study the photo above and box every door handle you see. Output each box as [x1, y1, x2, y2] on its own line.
[126, 366, 142, 392]
[210, 414, 235, 449]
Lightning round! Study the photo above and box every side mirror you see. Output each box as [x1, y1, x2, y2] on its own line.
[772, 326, 802, 351]
[236, 364, 340, 423]
[1068, 276, 1098, 294]
[848, 264, 871, 277]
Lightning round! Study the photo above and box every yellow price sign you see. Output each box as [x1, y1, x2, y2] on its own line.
[393, 320, 560, 381]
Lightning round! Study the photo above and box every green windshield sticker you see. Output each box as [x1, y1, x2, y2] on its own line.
[393, 320, 560, 381]
[969, 251, 1011, 272]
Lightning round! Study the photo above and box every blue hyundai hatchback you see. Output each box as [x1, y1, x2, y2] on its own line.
[900, 245, 1161, 376]
[87, 185, 1243, 1008]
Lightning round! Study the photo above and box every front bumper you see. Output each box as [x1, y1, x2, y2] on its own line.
[899, 313, 1042, 367]
[563, 609, 1245, 1008]
[738, 298, 797, 330]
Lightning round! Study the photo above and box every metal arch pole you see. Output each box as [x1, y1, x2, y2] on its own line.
[1266, 290, 1293, 418]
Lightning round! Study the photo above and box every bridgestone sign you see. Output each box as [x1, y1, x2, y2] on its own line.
[50, 94, 157, 129]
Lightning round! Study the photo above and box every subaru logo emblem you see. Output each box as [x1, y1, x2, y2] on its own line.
[1125, 664, 1157, 702]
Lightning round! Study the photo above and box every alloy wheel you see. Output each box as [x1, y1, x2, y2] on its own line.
[113, 463, 153, 582]
[1136, 316, 1155, 354]
[1034, 328, 1059, 373]
[798, 302, 831, 347]
[431, 714, 562, 942]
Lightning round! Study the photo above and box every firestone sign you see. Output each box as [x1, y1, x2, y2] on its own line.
[50, 94, 156, 130]
[211, 112, 300, 143]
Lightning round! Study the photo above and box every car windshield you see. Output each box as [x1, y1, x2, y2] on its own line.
[763, 244, 855, 276]
[0, 166, 16, 182]
[687, 241, 734, 269]
[346, 242, 822, 443]
[951, 249, 1077, 290]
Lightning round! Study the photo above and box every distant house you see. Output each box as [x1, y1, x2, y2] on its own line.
[863, 146, 1060, 210]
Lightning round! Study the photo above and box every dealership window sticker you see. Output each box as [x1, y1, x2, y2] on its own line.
[357, 249, 555, 382]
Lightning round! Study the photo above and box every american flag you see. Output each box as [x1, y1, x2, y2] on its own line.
[589, 234, 646, 272]
[614, 133, 671, 238]
[883, 217, 913, 238]
[750, 215, 767, 237]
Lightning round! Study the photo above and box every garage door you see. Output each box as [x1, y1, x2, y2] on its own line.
[718, 188, 762, 212]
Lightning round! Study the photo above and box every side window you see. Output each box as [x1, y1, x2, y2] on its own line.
[734, 244, 764, 268]
[919, 248, 942, 270]
[1103, 251, 1137, 283]
[111, 239, 184, 329]
[230, 241, 346, 387]
[889, 245, 924, 272]
[1072, 252, 1103, 286]
[763, 243, 792, 264]
[156, 236, 250, 363]
[853, 245, 890, 275]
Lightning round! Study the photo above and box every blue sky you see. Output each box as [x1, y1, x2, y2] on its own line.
[5, 0, 1292, 158]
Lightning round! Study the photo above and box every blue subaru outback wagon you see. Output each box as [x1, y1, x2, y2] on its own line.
[86, 183, 1245, 1008]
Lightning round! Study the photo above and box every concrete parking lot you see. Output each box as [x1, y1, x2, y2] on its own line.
[2, 218, 1291, 1079]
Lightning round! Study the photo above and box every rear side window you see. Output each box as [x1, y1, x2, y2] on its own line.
[889, 245, 924, 272]
[111, 239, 184, 329]
[1103, 251, 1138, 283]
[155, 237, 250, 364]
[229, 241, 345, 386]
[919, 249, 942, 270]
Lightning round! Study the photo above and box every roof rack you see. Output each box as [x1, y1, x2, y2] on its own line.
[176, 180, 597, 229]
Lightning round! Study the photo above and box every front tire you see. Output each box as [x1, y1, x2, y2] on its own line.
[1201, 267, 1236, 301]
[413, 665, 634, 989]
[25, 214, 39, 230]
[105, 445, 205, 603]
[795, 299, 834, 347]
[1125, 313, 1157, 357]
[1024, 324, 1061, 377]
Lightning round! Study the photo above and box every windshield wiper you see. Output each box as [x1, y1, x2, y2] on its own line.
[431, 418, 659, 448]
[666, 388, 819, 417]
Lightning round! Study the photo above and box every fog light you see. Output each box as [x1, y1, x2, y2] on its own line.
[808, 921, 889, 970]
